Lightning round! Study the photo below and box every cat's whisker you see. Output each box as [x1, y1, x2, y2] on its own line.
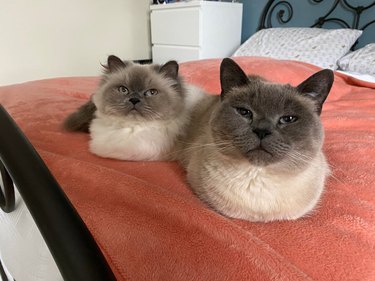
[288, 150, 314, 161]
[143, 106, 163, 120]
[104, 104, 127, 114]
[168, 141, 233, 158]
[286, 151, 318, 168]
[286, 151, 345, 184]
[176, 139, 231, 147]
[174, 144, 230, 155]
[327, 172, 346, 184]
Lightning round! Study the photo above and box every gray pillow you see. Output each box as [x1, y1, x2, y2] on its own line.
[338, 43, 375, 76]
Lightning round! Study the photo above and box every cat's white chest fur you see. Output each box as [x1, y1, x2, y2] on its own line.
[89, 115, 181, 161]
[188, 152, 328, 222]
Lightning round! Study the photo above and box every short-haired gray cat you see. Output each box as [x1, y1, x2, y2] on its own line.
[179, 58, 333, 222]
[64, 55, 204, 160]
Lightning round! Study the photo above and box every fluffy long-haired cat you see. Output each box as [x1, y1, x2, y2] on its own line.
[64, 55, 203, 160]
[179, 58, 334, 222]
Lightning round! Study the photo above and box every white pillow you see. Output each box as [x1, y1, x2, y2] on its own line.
[233, 28, 362, 70]
[337, 43, 375, 76]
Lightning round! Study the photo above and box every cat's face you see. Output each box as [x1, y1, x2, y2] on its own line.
[211, 58, 333, 168]
[93, 55, 184, 121]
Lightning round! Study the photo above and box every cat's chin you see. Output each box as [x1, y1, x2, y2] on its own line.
[127, 109, 141, 115]
[123, 109, 148, 120]
[245, 147, 274, 166]
[125, 108, 163, 121]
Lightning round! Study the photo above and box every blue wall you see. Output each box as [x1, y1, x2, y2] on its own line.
[238, 0, 374, 47]
[240, 0, 267, 43]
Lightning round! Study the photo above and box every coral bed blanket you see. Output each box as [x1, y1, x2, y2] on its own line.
[1, 57, 375, 280]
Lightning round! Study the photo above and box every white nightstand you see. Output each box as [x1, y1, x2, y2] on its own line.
[150, 1, 243, 64]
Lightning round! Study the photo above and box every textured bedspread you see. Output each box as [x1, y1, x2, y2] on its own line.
[0, 57, 374, 280]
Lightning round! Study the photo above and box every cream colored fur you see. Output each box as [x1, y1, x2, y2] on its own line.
[186, 137, 329, 222]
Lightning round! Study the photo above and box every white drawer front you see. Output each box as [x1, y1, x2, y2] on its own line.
[152, 45, 200, 64]
[151, 8, 200, 46]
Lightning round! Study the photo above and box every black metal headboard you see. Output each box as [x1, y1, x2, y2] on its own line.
[258, 0, 375, 48]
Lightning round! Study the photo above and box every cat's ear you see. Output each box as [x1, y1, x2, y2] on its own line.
[160, 60, 179, 80]
[106, 55, 128, 72]
[220, 58, 249, 98]
[296, 69, 334, 115]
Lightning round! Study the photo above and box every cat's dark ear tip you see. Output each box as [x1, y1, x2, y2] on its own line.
[320, 69, 334, 79]
[165, 60, 179, 70]
[160, 60, 179, 79]
[165, 60, 178, 65]
[319, 69, 335, 90]
[221, 58, 236, 68]
[222, 57, 234, 63]
[164, 60, 179, 70]
[328, 69, 334, 82]
[99, 55, 117, 70]
[107, 54, 120, 61]
[107, 55, 123, 65]
[316, 69, 334, 82]
[105, 55, 127, 72]
[220, 58, 249, 99]
[320, 69, 334, 74]
[220, 58, 244, 76]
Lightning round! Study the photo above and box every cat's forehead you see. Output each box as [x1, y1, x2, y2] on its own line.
[107, 64, 162, 88]
[228, 82, 314, 113]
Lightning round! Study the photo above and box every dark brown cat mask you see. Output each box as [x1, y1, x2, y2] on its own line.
[64, 55, 183, 132]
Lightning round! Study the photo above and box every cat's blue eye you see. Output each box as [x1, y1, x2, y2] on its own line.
[144, 89, 158, 97]
[235, 107, 252, 119]
[118, 86, 129, 95]
[279, 116, 298, 124]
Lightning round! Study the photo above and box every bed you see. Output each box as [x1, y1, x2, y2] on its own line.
[1, 1, 375, 280]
